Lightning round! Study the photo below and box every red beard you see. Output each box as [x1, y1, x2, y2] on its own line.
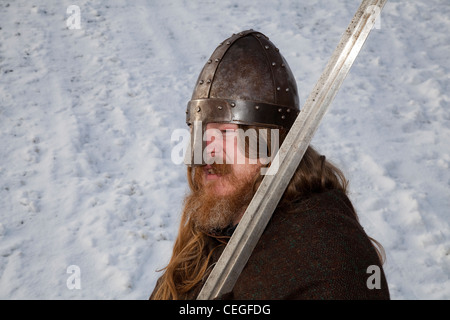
[183, 163, 255, 234]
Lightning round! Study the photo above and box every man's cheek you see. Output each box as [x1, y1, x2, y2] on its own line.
[224, 136, 249, 165]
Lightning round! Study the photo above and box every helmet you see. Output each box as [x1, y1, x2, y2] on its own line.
[185, 29, 300, 166]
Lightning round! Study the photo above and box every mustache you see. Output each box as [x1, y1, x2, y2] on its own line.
[192, 163, 234, 190]
[209, 163, 232, 175]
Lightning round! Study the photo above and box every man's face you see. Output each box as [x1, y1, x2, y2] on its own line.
[184, 122, 263, 232]
[202, 122, 262, 196]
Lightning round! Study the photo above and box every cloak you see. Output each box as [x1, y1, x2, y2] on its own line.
[151, 189, 390, 300]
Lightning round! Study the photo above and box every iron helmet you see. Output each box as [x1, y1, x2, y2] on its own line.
[185, 29, 300, 166]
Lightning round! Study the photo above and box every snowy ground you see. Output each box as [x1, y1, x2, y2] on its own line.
[0, 0, 449, 300]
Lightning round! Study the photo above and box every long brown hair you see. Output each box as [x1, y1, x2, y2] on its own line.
[151, 127, 385, 300]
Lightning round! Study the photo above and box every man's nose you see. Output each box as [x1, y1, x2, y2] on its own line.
[204, 129, 225, 161]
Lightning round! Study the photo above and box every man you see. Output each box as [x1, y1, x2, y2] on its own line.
[150, 30, 389, 300]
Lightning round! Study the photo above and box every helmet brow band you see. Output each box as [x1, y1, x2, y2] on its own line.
[186, 98, 299, 130]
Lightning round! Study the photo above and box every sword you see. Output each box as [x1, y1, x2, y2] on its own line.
[197, 0, 388, 300]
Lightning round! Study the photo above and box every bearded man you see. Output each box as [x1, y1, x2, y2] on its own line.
[150, 30, 390, 300]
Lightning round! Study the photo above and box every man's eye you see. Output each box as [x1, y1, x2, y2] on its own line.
[221, 130, 235, 135]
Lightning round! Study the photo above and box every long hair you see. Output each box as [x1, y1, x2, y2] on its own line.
[151, 126, 385, 300]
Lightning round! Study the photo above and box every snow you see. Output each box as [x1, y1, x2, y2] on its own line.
[0, 0, 449, 300]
